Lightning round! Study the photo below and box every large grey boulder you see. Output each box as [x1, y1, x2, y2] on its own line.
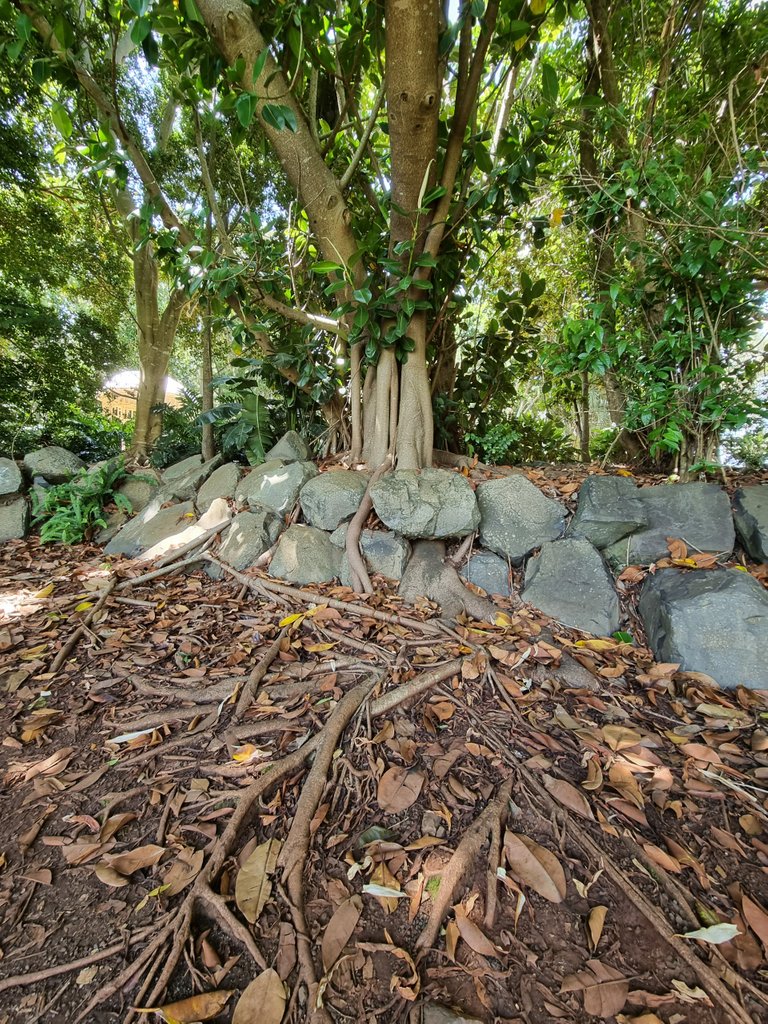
[333, 526, 412, 586]
[207, 508, 283, 578]
[269, 525, 342, 584]
[476, 474, 565, 565]
[161, 454, 202, 482]
[139, 497, 231, 563]
[0, 496, 29, 542]
[459, 550, 511, 597]
[197, 462, 242, 513]
[639, 568, 768, 689]
[523, 537, 620, 636]
[370, 469, 480, 539]
[23, 446, 85, 484]
[568, 475, 648, 549]
[0, 458, 22, 497]
[300, 470, 368, 531]
[158, 455, 222, 503]
[733, 486, 768, 562]
[236, 460, 318, 517]
[265, 430, 311, 463]
[117, 472, 159, 515]
[604, 483, 734, 569]
[105, 500, 196, 558]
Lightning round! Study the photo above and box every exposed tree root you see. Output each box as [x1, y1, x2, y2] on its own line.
[49, 579, 116, 674]
[415, 775, 515, 952]
[399, 540, 497, 622]
[345, 457, 392, 594]
[233, 625, 288, 722]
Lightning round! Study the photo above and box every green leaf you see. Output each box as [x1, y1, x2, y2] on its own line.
[709, 238, 724, 257]
[141, 32, 158, 66]
[541, 63, 559, 104]
[312, 261, 344, 274]
[182, 0, 204, 23]
[352, 286, 372, 304]
[262, 103, 297, 133]
[130, 16, 152, 45]
[51, 101, 73, 139]
[127, 0, 150, 14]
[251, 48, 268, 83]
[235, 92, 258, 128]
[474, 142, 492, 174]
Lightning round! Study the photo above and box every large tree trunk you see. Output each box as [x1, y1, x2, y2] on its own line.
[201, 300, 215, 462]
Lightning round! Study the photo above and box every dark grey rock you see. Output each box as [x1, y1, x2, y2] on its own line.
[476, 474, 565, 565]
[269, 525, 341, 584]
[236, 460, 318, 517]
[197, 462, 242, 513]
[370, 468, 480, 539]
[104, 500, 196, 558]
[161, 454, 203, 482]
[207, 507, 283, 578]
[733, 486, 768, 561]
[639, 568, 768, 689]
[422, 1005, 483, 1024]
[337, 527, 412, 586]
[523, 537, 620, 636]
[0, 458, 22, 497]
[157, 455, 222, 503]
[604, 483, 735, 569]
[265, 430, 311, 463]
[23, 446, 85, 484]
[0, 496, 29, 542]
[117, 472, 159, 515]
[568, 475, 648, 549]
[459, 550, 511, 597]
[300, 470, 369, 531]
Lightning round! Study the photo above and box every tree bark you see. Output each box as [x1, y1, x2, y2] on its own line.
[201, 300, 215, 462]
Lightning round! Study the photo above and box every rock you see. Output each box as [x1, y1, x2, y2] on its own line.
[161, 454, 203, 482]
[269, 525, 342, 584]
[523, 537, 620, 636]
[104, 500, 196, 558]
[197, 462, 242, 513]
[95, 509, 129, 545]
[476, 474, 565, 565]
[335, 526, 412, 586]
[236, 460, 318, 517]
[603, 483, 735, 569]
[568, 475, 648, 549]
[300, 470, 369, 531]
[639, 568, 768, 689]
[0, 458, 22, 497]
[459, 550, 511, 597]
[158, 455, 222, 503]
[23, 446, 85, 484]
[207, 508, 283, 578]
[0, 496, 29, 542]
[117, 472, 159, 515]
[733, 486, 768, 561]
[370, 469, 480, 539]
[139, 498, 231, 563]
[265, 430, 311, 463]
[422, 1005, 483, 1024]
[399, 540, 496, 621]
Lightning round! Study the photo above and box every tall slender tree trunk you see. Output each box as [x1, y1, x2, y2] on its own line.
[201, 299, 215, 462]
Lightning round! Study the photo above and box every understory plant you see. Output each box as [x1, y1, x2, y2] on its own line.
[464, 414, 576, 465]
[31, 457, 132, 544]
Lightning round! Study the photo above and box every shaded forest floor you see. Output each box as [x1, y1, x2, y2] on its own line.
[1, 464, 767, 1024]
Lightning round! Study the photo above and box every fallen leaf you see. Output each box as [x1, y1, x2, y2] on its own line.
[504, 831, 566, 903]
[163, 847, 204, 897]
[104, 844, 165, 876]
[100, 813, 137, 842]
[321, 895, 362, 971]
[377, 766, 424, 813]
[232, 969, 285, 1024]
[561, 959, 628, 1017]
[642, 843, 681, 874]
[453, 903, 497, 957]
[135, 989, 234, 1022]
[741, 895, 768, 952]
[94, 864, 130, 888]
[602, 725, 642, 751]
[680, 923, 741, 944]
[542, 774, 594, 820]
[235, 838, 282, 924]
[588, 905, 608, 950]
[76, 966, 98, 986]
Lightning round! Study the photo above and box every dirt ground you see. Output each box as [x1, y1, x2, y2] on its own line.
[0, 463, 767, 1024]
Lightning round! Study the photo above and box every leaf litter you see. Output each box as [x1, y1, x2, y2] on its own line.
[0, 474, 767, 1024]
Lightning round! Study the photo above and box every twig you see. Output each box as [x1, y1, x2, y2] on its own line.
[114, 553, 209, 591]
[233, 627, 288, 723]
[416, 775, 515, 951]
[153, 519, 231, 568]
[49, 580, 116, 674]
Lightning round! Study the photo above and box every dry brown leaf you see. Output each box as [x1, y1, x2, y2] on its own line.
[617, 1015, 664, 1024]
[504, 830, 566, 903]
[679, 743, 722, 764]
[94, 864, 130, 888]
[642, 843, 681, 874]
[445, 918, 460, 960]
[607, 763, 645, 809]
[377, 766, 424, 813]
[357, 943, 420, 1000]
[602, 725, 642, 751]
[235, 838, 282, 924]
[588, 905, 608, 951]
[666, 537, 687, 560]
[104, 844, 165, 876]
[163, 847, 204, 897]
[542, 774, 595, 820]
[453, 903, 497, 957]
[583, 757, 604, 791]
[321, 895, 362, 971]
[231, 969, 285, 1024]
[742, 894, 768, 952]
[135, 989, 234, 1022]
[561, 959, 628, 1017]
[100, 813, 137, 843]
[275, 922, 297, 981]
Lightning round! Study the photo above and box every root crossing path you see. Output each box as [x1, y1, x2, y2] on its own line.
[0, 536, 767, 1024]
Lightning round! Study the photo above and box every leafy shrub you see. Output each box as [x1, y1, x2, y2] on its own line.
[149, 391, 203, 469]
[49, 411, 130, 462]
[465, 414, 576, 465]
[201, 391, 275, 465]
[589, 427, 620, 461]
[31, 457, 132, 544]
[722, 424, 768, 470]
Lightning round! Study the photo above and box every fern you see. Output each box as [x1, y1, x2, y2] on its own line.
[31, 457, 135, 545]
